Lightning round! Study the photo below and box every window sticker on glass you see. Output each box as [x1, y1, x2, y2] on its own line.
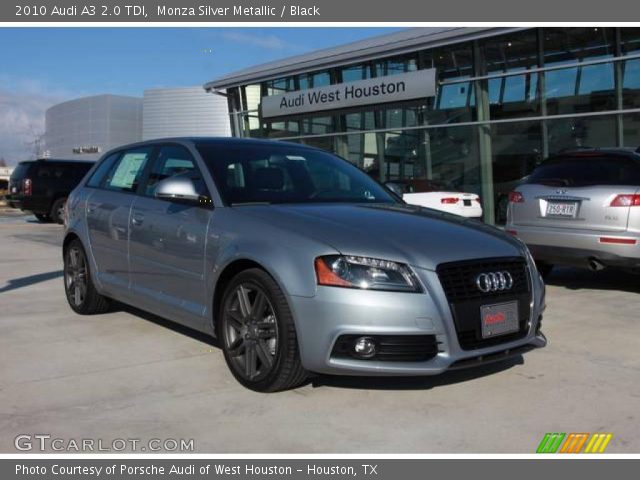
[109, 153, 148, 189]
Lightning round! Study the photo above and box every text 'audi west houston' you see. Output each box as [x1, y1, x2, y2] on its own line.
[63, 138, 547, 392]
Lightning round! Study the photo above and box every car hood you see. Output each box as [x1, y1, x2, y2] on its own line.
[234, 203, 524, 271]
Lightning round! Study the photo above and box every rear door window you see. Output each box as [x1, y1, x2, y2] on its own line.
[103, 148, 153, 192]
[526, 156, 640, 187]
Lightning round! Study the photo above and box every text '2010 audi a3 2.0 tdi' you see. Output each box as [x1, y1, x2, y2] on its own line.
[63, 138, 547, 392]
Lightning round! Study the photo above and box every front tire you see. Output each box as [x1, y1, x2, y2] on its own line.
[219, 269, 307, 392]
[64, 239, 110, 314]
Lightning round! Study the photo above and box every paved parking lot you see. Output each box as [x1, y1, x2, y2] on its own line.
[1, 213, 639, 453]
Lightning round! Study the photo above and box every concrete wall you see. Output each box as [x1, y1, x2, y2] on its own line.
[143, 86, 231, 140]
[45, 95, 143, 161]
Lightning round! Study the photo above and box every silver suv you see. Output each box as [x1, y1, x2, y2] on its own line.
[507, 148, 640, 277]
[63, 138, 546, 392]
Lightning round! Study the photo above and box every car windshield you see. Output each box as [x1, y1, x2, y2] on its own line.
[197, 143, 398, 205]
[526, 155, 640, 187]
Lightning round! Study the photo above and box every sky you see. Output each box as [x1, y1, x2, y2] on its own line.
[0, 27, 402, 165]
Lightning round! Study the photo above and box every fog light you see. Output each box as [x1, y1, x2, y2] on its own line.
[353, 336, 377, 358]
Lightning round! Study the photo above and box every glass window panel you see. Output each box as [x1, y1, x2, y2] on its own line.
[422, 42, 476, 124]
[545, 67, 578, 98]
[546, 115, 617, 154]
[621, 27, 640, 108]
[622, 59, 640, 108]
[341, 64, 371, 83]
[488, 72, 540, 119]
[374, 54, 418, 77]
[490, 122, 543, 223]
[542, 28, 616, 114]
[622, 113, 640, 148]
[483, 30, 539, 72]
[577, 62, 614, 95]
[301, 116, 335, 135]
[621, 28, 640, 54]
[543, 27, 614, 66]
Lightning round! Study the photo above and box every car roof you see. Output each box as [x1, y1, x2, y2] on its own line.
[546, 147, 640, 162]
[108, 136, 318, 153]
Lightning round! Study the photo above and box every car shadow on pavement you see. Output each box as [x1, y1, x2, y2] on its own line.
[0, 270, 63, 293]
[111, 301, 220, 348]
[311, 356, 523, 391]
[106, 302, 529, 392]
[545, 267, 640, 294]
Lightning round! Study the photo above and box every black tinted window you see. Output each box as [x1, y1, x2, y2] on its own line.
[10, 163, 33, 180]
[526, 155, 640, 186]
[197, 143, 396, 206]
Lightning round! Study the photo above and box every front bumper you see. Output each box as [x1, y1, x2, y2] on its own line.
[288, 266, 546, 376]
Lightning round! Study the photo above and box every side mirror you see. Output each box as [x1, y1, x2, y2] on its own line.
[154, 177, 211, 207]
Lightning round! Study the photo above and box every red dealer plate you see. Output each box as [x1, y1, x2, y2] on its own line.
[480, 301, 519, 339]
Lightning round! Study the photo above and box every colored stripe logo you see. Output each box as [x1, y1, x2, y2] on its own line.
[537, 433, 613, 453]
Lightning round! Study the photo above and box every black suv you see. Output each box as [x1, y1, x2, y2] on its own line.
[7, 159, 94, 223]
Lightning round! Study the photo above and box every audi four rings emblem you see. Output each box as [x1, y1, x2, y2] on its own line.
[476, 271, 514, 293]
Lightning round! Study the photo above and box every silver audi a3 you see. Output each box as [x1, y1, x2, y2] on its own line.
[63, 138, 546, 392]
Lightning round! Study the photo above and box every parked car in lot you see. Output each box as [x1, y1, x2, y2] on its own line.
[385, 179, 483, 219]
[506, 147, 640, 277]
[7, 159, 93, 223]
[63, 138, 546, 392]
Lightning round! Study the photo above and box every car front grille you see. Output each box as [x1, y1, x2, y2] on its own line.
[436, 257, 531, 350]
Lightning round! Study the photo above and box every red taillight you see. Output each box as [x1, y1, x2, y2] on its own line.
[474, 197, 482, 206]
[508, 191, 524, 203]
[505, 229, 518, 236]
[609, 194, 640, 207]
[23, 178, 32, 196]
[440, 197, 459, 204]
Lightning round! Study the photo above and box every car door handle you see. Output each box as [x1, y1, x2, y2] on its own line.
[86, 203, 98, 214]
[131, 213, 144, 227]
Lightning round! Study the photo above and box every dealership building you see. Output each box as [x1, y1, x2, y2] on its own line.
[204, 27, 640, 223]
[45, 94, 143, 161]
[44, 87, 230, 161]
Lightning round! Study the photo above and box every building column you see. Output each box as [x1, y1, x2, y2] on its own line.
[473, 41, 495, 225]
[615, 28, 625, 146]
[537, 28, 550, 159]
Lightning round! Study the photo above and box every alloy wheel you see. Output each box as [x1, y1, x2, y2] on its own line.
[223, 283, 279, 382]
[65, 246, 88, 307]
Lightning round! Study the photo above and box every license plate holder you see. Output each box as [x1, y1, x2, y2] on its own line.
[480, 301, 519, 339]
[546, 201, 577, 217]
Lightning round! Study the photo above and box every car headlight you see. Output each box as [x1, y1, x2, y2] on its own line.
[314, 255, 422, 292]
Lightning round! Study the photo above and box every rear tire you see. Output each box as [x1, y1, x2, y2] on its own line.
[536, 261, 554, 280]
[63, 239, 110, 314]
[34, 213, 51, 223]
[50, 197, 66, 224]
[219, 268, 307, 392]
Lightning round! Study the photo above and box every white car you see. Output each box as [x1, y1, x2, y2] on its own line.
[385, 181, 483, 219]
